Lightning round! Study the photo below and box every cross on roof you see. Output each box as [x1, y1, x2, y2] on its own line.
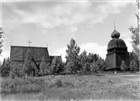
[27, 40, 32, 47]
[114, 22, 116, 30]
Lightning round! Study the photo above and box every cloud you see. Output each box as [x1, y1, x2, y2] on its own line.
[80, 42, 107, 59]
[3, 1, 133, 32]
[53, 42, 107, 62]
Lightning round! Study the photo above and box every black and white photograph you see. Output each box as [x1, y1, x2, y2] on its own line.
[0, 0, 140, 101]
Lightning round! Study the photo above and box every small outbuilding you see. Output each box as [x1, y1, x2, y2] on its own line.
[105, 29, 129, 70]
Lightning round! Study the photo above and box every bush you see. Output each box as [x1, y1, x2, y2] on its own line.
[90, 62, 99, 73]
[96, 59, 107, 71]
[1, 77, 43, 94]
[0, 58, 11, 77]
[39, 57, 51, 76]
[83, 62, 91, 74]
[129, 59, 138, 72]
[49, 78, 63, 87]
[10, 62, 25, 78]
[1, 77, 20, 93]
[120, 60, 127, 71]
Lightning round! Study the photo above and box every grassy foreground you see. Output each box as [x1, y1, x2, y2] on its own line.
[0, 73, 140, 101]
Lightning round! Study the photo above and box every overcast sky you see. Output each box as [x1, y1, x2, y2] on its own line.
[0, 0, 138, 62]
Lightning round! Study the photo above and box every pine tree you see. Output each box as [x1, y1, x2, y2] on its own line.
[50, 56, 64, 74]
[39, 57, 50, 75]
[65, 38, 81, 74]
[23, 49, 34, 76]
[79, 50, 88, 68]
[0, 58, 11, 77]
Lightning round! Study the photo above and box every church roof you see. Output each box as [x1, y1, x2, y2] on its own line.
[107, 29, 127, 50]
[10, 46, 51, 62]
[107, 38, 127, 50]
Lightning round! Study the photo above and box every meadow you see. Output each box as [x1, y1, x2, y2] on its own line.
[0, 72, 140, 101]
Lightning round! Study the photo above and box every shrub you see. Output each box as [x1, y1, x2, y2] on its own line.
[1, 77, 43, 94]
[0, 58, 11, 77]
[83, 62, 91, 74]
[96, 59, 107, 71]
[120, 60, 127, 71]
[10, 62, 25, 78]
[49, 78, 63, 87]
[39, 57, 50, 75]
[129, 59, 138, 72]
[90, 62, 99, 73]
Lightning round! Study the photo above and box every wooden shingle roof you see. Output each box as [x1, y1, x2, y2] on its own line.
[10, 46, 51, 62]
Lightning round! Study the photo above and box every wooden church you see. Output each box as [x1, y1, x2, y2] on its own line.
[10, 43, 61, 71]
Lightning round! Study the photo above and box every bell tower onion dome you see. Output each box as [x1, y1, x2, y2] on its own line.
[111, 29, 120, 38]
[107, 29, 127, 50]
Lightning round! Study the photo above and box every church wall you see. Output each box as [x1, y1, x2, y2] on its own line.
[105, 52, 116, 70]
[116, 52, 130, 68]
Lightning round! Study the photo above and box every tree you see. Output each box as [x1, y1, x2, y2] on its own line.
[79, 50, 88, 68]
[39, 57, 50, 75]
[45, 63, 51, 74]
[86, 53, 100, 63]
[50, 56, 64, 74]
[129, 0, 140, 69]
[96, 59, 107, 71]
[0, 58, 11, 77]
[120, 60, 127, 71]
[0, 27, 3, 55]
[90, 61, 99, 73]
[130, 59, 138, 72]
[23, 49, 36, 76]
[83, 62, 91, 74]
[65, 38, 81, 73]
[10, 62, 24, 78]
[87, 53, 94, 63]
[93, 54, 100, 62]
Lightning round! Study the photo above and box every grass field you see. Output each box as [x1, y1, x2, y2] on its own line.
[0, 72, 140, 101]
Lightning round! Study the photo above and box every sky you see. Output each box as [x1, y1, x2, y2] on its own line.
[0, 0, 138, 62]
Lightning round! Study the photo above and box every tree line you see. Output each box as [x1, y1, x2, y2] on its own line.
[0, 38, 107, 77]
[0, 38, 139, 78]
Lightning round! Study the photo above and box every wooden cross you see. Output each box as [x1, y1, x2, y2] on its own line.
[27, 40, 32, 47]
